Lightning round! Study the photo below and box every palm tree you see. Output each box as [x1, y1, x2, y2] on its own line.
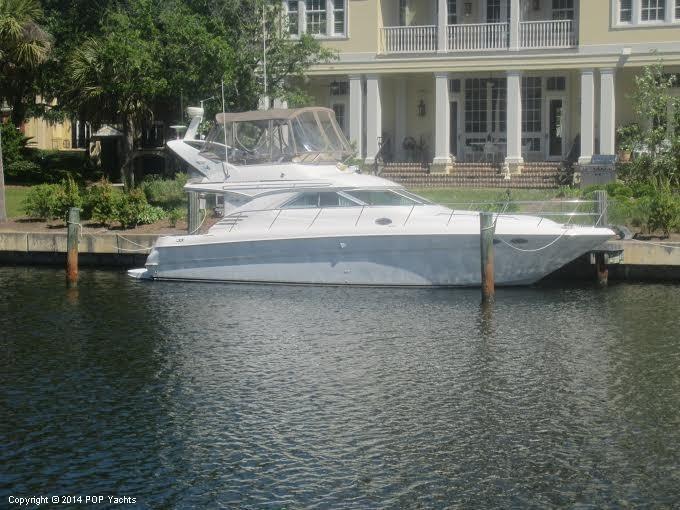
[0, 0, 51, 222]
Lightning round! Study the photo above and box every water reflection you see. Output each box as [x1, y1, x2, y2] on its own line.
[1, 269, 679, 507]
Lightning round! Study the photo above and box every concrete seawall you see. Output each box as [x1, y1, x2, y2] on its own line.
[0, 232, 679, 280]
[0, 232, 159, 267]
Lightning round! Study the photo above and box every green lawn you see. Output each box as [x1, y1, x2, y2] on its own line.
[411, 188, 559, 206]
[4, 186, 30, 218]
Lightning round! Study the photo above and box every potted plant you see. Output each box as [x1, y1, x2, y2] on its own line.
[616, 123, 641, 163]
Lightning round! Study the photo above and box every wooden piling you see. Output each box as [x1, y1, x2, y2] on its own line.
[480, 211, 495, 303]
[66, 207, 80, 288]
[595, 252, 609, 286]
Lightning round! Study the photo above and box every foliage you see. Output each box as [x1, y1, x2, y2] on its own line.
[113, 188, 165, 228]
[82, 180, 119, 225]
[0, 0, 52, 125]
[640, 188, 680, 236]
[142, 173, 187, 210]
[624, 62, 680, 188]
[0, 122, 30, 165]
[167, 207, 184, 227]
[21, 183, 58, 218]
[21, 177, 81, 220]
[616, 123, 641, 152]
[4, 159, 41, 182]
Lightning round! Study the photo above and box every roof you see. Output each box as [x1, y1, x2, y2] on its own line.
[92, 125, 123, 137]
[215, 107, 334, 124]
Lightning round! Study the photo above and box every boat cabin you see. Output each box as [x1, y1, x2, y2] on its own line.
[200, 107, 353, 166]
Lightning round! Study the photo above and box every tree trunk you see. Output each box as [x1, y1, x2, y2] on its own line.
[121, 116, 135, 188]
[0, 128, 7, 223]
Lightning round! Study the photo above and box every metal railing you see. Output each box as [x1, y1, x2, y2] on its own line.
[214, 199, 606, 234]
[380, 25, 437, 54]
[519, 19, 576, 49]
[447, 22, 509, 51]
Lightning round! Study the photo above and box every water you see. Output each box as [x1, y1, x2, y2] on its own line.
[1, 267, 679, 508]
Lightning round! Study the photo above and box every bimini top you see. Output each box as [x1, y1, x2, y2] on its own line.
[215, 107, 335, 124]
[201, 106, 353, 165]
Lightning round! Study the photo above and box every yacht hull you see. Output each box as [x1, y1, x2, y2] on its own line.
[138, 231, 610, 287]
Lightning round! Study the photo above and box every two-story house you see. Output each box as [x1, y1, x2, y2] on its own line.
[287, 0, 680, 172]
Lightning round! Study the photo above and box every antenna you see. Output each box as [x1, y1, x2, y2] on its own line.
[221, 79, 230, 177]
[262, 3, 268, 109]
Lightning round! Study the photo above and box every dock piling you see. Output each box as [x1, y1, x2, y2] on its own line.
[480, 211, 495, 303]
[66, 207, 80, 288]
[595, 252, 609, 286]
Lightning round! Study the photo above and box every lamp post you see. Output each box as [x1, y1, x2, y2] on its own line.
[0, 103, 11, 223]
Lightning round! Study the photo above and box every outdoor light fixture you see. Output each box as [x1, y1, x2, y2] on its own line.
[464, 2, 472, 16]
[417, 99, 426, 117]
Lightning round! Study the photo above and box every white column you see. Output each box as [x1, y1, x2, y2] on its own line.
[326, 0, 334, 35]
[272, 98, 288, 109]
[395, 78, 407, 161]
[365, 75, 382, 165]
[632, 0, 641, 25]
[349, 74, 363, 158]
[437, 0, 448, 52]
[434, 72, 451, 165]
[579, 69, 595, 164]
[298, 0, 306, 35]
[665, 0, 674, 23]
[599, 68, 616, 155]
[505, 70, 523, 165]
[509, 0, 520, 50]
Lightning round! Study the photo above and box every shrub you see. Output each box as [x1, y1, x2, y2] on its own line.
[0, 122, 30, 166]
[22, 184, 61, 219]
[83, 181, 120, 226]
[5, 160, 42, 182]
[21, 179, 82, 221]
[168, 207, 185, 227]
[142, 173, 187, 210]
[113, 189, 166, 228]
[642, 190, 680, 236]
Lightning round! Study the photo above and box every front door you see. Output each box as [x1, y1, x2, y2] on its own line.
[545, 96, 566, 160]
[450, 101, 458, 158]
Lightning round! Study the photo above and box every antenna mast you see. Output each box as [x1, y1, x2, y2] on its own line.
[262, 3, 268, 109]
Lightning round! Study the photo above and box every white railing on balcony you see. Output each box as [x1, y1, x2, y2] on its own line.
[447, 22, 509, 51]
[519, 20, 576, 49]
[380, 25, 437, 54]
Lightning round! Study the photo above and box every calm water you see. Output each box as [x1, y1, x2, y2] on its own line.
[1, 267, 679, 509]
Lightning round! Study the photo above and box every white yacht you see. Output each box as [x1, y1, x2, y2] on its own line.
[129, 107, 613, 286]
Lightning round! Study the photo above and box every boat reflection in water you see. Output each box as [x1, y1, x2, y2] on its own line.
[129, 107, 613, 286]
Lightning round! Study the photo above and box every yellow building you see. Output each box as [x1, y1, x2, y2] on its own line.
[21, 116, 90, 151]
[289, 0, 680, 169]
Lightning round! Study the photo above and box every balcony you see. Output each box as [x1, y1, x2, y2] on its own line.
[378, 20, 577, 55]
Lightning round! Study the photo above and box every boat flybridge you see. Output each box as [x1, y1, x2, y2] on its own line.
[129, 106, 613, 286]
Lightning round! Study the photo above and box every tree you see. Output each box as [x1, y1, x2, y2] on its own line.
[58, 0, 335, 186]
[0, 0, 52, 125]
[0, 0, 51, 221]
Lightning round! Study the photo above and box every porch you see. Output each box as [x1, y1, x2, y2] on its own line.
[378, 0, 578, 54]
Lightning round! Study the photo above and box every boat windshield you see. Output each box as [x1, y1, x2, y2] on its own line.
[199, 108, 353, 165]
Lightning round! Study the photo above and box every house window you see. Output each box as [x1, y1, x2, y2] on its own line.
[641, 0, 665, 21]
[465, 79, 488, 133]
[287, 1, 299, 35]
[449, 79, 461, 93]
[676, 0, 680, 18]
[522, 77, 542, 133]
[333, 0, 345, 34]
[306, 0, 327, 34]
[546, 77, 566, 91]
[552, 0, 574, 20]
[399, 0, 408, 26]
[448, 0, 457, 24]
[487, 0, 501, 23]
[491, 79, 507, 134]
[619, 0, 633, 22]
[329, 81, 348, 96]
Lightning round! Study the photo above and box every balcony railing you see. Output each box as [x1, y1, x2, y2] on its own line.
[447, 22, 509, 52]
[520, 20, 576, 49]
[379, 20, 577, 55]
[380, 25, 437, 54]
